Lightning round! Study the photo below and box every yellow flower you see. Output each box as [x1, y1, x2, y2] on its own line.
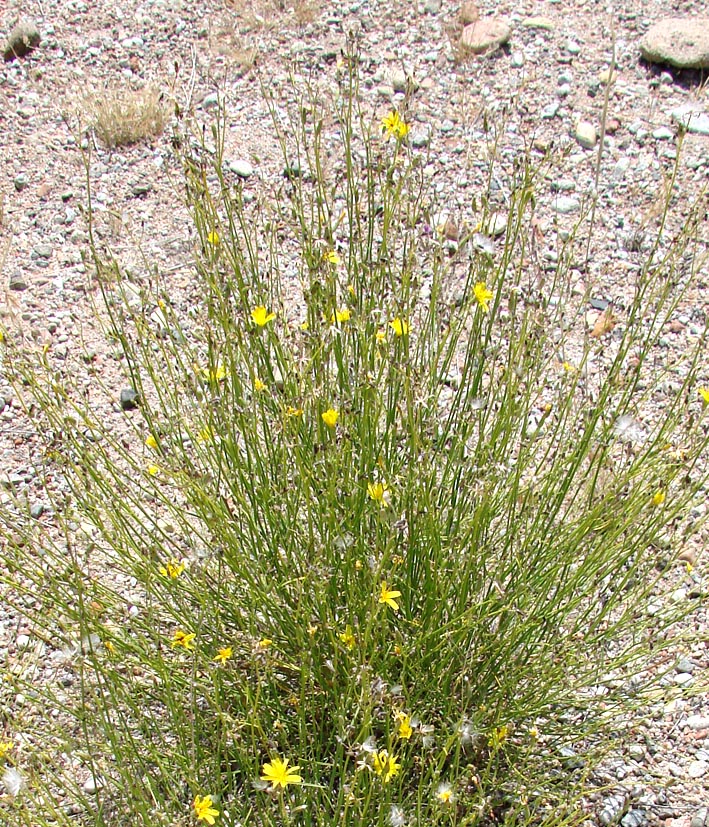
[339, 625, 356, 650]
[254, 378, 266, 392]
[201, 364, 226, 383]
[193, 794, 219, 824]
[197, 426, 216, 443]
[699, 387, 709, 404]
[323, 250, 341, 265]
[286, 406, 303, 418]
[652, 489, 666, 506]
[488, 724, 509, 748]
[147, 464, 160, 476]
[395, 712, 413, 740]
[0, 741, 13, 761]
[376, 328, 387, 343]
[435, 782, 454, 804]
[145, 434, 158, 449]
[379, 582, 402, 612]
[259, 638, 273, 649]
[214, 646, 233, 664]
[322, 408, 339, 428]
[207, 231, 220, 246]
[372, 750, 400, 783]
[171, 629, 196, 650]
[382, 111, 410, 140]
[159, 560, 185, 579]
[389, 318, 409, 337]
[330, 307, 351, 324]
[368, 481, 391, 506]
[251, 306, 276, 326]
[0, 330, 4, 344]
[474, 281, 493, 313]
[261, 756, 303, 790]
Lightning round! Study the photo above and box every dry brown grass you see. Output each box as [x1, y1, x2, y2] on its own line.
[86, 85, 168, 149]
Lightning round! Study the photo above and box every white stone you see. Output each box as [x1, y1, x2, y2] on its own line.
[229, 159, 254, 179]
[688, 760, 708, 779]
[575, 120, 597, 149]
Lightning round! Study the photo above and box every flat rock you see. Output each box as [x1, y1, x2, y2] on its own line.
[688, 760, 708, 779]
[640, 18, 709, 69]
[521, 16, 555, 31]
[670, 105, 709, 136]
[460, 18, 511, 54]
[3, 19, 41, 61]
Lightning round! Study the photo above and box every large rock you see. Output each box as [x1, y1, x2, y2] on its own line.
[3, 19, 40, 62]
[640, 18, 709, 69]
[460, 18, 511, 54]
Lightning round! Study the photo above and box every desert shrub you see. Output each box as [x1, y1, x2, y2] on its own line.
[1, 58, 708, 827]
[86, 84, 167, 148]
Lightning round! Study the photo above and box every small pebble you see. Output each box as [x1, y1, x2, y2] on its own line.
[119, 388, 140, 411]
[688, 760, 708, 779]
[229, 159, 254, 179]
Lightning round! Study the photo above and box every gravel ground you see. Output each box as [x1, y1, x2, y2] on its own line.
[1, 0, 708, 824]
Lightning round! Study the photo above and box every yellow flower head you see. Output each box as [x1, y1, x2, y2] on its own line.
[197, 426, 217, 443]
[147, 464, 160, 476]
[207, 231, 220, 246]
[323, 250, 341, 265]
[395, 712, 413, 740]
[382, 111, 410, 141]
[145, 434, 158, 450]
[474, 281, 493, 313]
[368, 481, 391, 507]
[193, 794, 219, 824]
[0, 741, 13, 761]
[372, 750, 401, 783]
[699, 387, 709, 404]
[488, 724, 509, 748]
[652, 489, 666, 506]
[171, 629, 196, 650]
[339, 625, 356, 650]
[379, 581, 402, 612]
[389, 318, 409, 337]
[435, 782, 454, 804]
[286, 406, 303, 418]
[261, 756, 303, 790]
[330, 307, 351, 324]
[201, 364, 226, 383]
[159, 560, 185, 579]
[254, 378, 267, 392]
[322, 408, 339, 428]
[259, 638, 273, 649]
[251, 306, 276, 327]
[214, 646, 233, 664]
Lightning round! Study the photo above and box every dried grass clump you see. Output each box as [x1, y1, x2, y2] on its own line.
[87, 85, 167, 148]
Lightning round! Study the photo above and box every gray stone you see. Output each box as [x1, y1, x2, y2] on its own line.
[552, 196, 580, 214]
[460, 18, 511, 54]
[390, 69, 408, 93]
[686, 715, 709, 730]
[640, 19, 709, 69]
[652, 126, 673, 140]
[9, 272, 28, 291]
[541, 101, 560, 119]
[16, 634, 30, 649]
[30, 502, 44, 519]
[3, 19, 41, 61]
[14, 174, 29, 192]
[229, 159, 254, 178]
[566, 40, 581, 55]
[511, 50, 525, 67]
[670, 105, 709, 136]
[424, 0, 442, 12]
[202, 92, 219, 110]
[676, 657, 695, 673]
[410, 129, 430, 148]
[120, 388, 140, 411]
[691, 807, 708, 827]
[621, 811, 645, 827]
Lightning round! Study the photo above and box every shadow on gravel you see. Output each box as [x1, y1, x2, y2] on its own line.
[640, 59, 708, 90]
